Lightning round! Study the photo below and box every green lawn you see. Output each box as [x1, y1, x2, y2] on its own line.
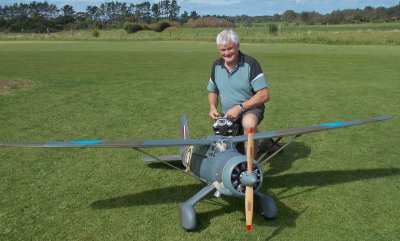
[0, 41, 399, 240]
[1, 22, 399, 45]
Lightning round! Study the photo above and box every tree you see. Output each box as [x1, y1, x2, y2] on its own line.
[298, 11, 311, 24]
[128, 3, 136, 21]
[328, 10, 345, 24]
[86, 5, 100, 21]
[1, 0, 398, 32]
[61, 5, 75, 16]
[169, 0, 180, 21]
[179, 11, 189, 24]
[282, 10, 297, 22]
[135, 1, 151, 23]
[189, 10, 200, 19]
[151, 3, 160, 21]
[363, 6, 377, 21]
[272, 13, 281, 22]
[160, 0, 170, 19]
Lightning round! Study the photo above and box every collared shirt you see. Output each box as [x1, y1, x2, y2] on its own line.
[207, 51, 268, 114]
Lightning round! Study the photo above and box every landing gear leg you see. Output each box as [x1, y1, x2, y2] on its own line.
[179, 184, 216, 231]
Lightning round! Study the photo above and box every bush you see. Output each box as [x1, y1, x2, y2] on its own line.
[185, 17, 235, 28]
[153, 21, 171, 32]
[123, 22, 147, 34]
[268, 23, 278, 35]
[92, 29, 100, 38]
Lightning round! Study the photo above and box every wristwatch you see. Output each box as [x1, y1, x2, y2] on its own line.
[239, 103, 246, 113]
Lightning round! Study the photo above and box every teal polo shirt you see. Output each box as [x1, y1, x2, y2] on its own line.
[207, 51, 268, 114]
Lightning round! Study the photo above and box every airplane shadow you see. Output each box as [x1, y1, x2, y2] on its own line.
[261, 141, 312, 175]
[90, 166, 400, 234]
[91, 141, 399, 234]
[91, 183, 204, 209]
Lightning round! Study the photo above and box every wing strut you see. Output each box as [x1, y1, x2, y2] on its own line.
[258, 134, 302, 165]
[132, 147, 207, 183]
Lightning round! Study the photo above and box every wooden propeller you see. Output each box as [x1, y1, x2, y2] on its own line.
[245, 127, 254, 231]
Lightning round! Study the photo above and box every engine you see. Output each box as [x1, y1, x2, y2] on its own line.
[185, 136, 263, 197]
[221, 155, 263, 197]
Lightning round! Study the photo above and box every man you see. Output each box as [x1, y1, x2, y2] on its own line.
[207, 29, 270, 154]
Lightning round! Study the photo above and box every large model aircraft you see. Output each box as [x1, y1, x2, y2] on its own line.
[0, 115, 393, 231]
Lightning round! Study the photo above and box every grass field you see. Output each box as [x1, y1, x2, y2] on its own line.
[0, 41, 399, 240]
[1, 22, 400, 45]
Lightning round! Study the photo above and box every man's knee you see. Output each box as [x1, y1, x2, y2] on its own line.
[241, 113, 259, 133]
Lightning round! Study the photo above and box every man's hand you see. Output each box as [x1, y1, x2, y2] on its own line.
[224, 105, 241, 119]
[209, 107, 219, 120]
[208, 92, 220, 120]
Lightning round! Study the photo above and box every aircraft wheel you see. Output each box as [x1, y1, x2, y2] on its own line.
[179, 202, 197, 231]
[255, 192, 277, 219]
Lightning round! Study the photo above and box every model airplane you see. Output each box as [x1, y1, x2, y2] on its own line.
[0, 115, 393, 231]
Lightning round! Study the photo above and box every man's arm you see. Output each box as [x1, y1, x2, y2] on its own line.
[208, 92, 220, 120]
[224, 88, 269, 119]
[242, 88, 269, 110]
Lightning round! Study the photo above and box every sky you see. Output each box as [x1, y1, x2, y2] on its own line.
[2, 0, 399, 16]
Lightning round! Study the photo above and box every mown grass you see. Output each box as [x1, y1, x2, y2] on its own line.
[1, 22, 399, 45]
[0, 41, 399, 240]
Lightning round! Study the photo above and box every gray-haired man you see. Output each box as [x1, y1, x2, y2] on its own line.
[207, 29, 272, 154]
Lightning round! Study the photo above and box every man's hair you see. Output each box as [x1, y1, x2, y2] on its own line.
[216, 29, 239, 46]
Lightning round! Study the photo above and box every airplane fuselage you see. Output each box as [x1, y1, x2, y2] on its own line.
[183, 136, 263, 197]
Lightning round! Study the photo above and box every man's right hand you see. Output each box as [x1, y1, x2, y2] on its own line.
[209, 108, 219, 120]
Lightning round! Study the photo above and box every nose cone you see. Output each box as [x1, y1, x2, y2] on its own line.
[241, 172, 257, 186]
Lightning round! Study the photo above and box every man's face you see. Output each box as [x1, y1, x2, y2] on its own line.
[218, 41, 239, 66]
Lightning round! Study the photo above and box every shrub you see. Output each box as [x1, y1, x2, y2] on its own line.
[185, 17, 235, 28]
[268, 23, 278, 35]
[92, 29, 100, 38]
[123, 22, 147, 34]
[153, 21, 171, 32]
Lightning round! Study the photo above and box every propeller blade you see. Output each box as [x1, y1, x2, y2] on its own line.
[245, 127, 254, 231]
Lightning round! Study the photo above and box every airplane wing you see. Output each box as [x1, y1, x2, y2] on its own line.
[0, 139, 213, 148]
[0, 116, 393, 148]
[231, 116, 393, 143]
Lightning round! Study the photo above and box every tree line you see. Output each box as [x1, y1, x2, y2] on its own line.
[0, 0, 199, 32]
[0, 1, 399, 33]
